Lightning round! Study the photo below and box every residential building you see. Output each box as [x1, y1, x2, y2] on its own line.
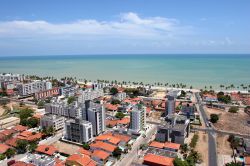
[129, 104, 146, 133]
[40, 114, 65, 131]
[64, 118, 93, 144]
[78, 89, 104, 102]
[87, 102, 105, 136]
[59, 85, 77, 97]
[34, 87, 59, 99]
[166, 95, 176, 117]
[180, 103, 196, 120]
[66, 154, 96, 166]
[0, 73, 24, 81]
[156, 115, 190, 145]
[26, 153, 55, 166]
[17, 80, 52, 96]
[112, 92, 127, 101]
[143, 153, 174, 166]
[45, 100, 85, 119]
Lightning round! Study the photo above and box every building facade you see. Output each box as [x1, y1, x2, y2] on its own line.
[166, 95, 176, 117]
[129, 104, 146, 132]
[17, 80, 52, 96]
[87, 102, 105, 136]
[78, 89, 104, 102]
[64, 119, 93, 143]
[0, 73, 24, 81]
[40, 114, 65, 131]
[34, 87, 59, 99]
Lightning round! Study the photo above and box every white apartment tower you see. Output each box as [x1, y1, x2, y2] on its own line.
[64, 118, 93, 143]
[87, 102, 105, 136]
[166, 95, 176, 117]
[130, 104, 146, 132]
[17, 80, 52, 96]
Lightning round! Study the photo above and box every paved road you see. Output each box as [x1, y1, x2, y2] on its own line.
[115, 125, 157, 166]
[195, 92, 218, 166]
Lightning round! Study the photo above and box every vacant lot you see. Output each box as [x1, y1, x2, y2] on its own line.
[216, 134, 232, 155]
[205, 107, 250, 135]
[51, 140, 81, 155]
[195, 131, 208, 166]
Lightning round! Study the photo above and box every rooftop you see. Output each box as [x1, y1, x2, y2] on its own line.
[90, 141, 117, 153]
[143, 153, 174, 166]
[36, 144, 58, 156]
[0, 143, 11, 154]
[66, 154, 96, 166]
[92, 149, 110, 160]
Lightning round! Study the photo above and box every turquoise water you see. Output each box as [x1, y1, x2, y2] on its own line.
[0, 54, 250, 89]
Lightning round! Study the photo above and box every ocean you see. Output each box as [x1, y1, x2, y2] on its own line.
[0, 54, 250, 89]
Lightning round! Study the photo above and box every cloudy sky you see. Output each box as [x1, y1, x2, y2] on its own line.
[0, 0, 249, 56]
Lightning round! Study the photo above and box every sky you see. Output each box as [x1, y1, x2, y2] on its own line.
[0, 0, 249, 56]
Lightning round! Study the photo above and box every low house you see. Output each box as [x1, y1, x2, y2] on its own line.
[17, 131, 42, 142]
[78, 148, 92, 156]
[95, 134, 121, 145]
[143, 153, 174, 166]
[35, 145, 58, 156]
[12, 125, 28, 132]
[5, 138, 18, 147]
[66, 154, 96, 166]
[91, 150, 110, 165]
[245, 156, 250, 166]
[0, 143, 11, 154]
[149, 141, 180, 152]
[90, 141, 117, 154]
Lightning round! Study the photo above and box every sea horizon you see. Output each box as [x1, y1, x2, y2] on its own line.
[1, 54, 250, 89]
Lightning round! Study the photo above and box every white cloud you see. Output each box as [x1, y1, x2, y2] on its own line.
[0, 12, 191, 40]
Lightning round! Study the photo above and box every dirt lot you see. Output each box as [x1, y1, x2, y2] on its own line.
[0, 101, 18, 116]
[195, 131, 209, 166]
[51, 140, 81, 155]
[216, 134, 232, 155]
[205, 107, 250, 135]
[152, 91, 166, 98]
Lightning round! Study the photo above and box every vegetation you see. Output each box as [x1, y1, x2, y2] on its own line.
[139, 143, 148, 150]
[67, 96, 76, 105]
[28, 142, 38, 152]
[225, 162, 242, 166]
[189, 134, 199, 148]
[115, 112, 125, 119]
[42, 126, 55, 136]
[37, 100, 45, 109]
[228, 135, 240, 149]
[110, 87, 119, 95]
[217, 91, 231, 104]
[186, 150, 202, 165]
[174, 158, 189, 166]
[180, 143, 189, 154]
[5, 148, 16, 158]
[124, 88, 140, 98]
[19, 108, 34, 126]
[112, 147, 122, 158]
[82, 143, 90, 150]
[210, 114, 219, 123]
[0, 154, 5, 160]
[111, 99, 121, 105]
[228, 106, 239, 113]
[16, 140, 29, 154]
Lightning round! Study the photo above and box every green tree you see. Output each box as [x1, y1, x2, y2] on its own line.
[28, 142, 38, 152]
[82, 143, 90, 150]
[225, 162, 241, 166]
[0, 154, 5, 160]
[115, 112, 125, 119]
[67, 96, 76, 105]
[174, 158, 189, 166]
[37, 100, 45, 109]
[111, 99, 121, 105]
[210, 114, 219, 123]
[26, 117, 39, 128]
[16, 140, 28, 154]
[189, 134, 199, 149]
[19, 108, 34, 120]
[180, 143, 189, 153]
[112, 147, 122, 157]
[229, 106, 239, 113]
[110, 87, 119, 95]
[5, 148, 16, 158]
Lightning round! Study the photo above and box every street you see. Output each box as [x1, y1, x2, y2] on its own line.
[115, 124, 157, 166]
[195, 92, 218, 166]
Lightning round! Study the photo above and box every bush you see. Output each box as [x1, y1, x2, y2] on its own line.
[115, 112, 125, 119]
[110, 87, 118, 95]
[210, 114, 219, 123]
[189, 134, 199, 149]
[111, 99, 121, 105]
[229, 106, 239, 113]
[82, 143, 90, 150]
[67, 96, 76, 105]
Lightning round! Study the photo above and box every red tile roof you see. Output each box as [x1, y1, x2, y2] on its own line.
[0, 129, 16, 136]
[106, 119, 118, 127]
[17, 131, 42, 142]
[164, 142, 181, 150]
[5, 138, 18, 147]
[12, 125, 28, 132]
[143, 153, 174, 166]
[90, 141, 117, 153]
[245, 156, 250, 165]
[118, 117, 130, 125]
[36, 145, 58, 156]
[0, 143, 11, 154]
[92, 150, 110, 160]
[66, 154, 96, 166]
[149, 141, 164, 149]
[95, 134, 121, 145]
[11, 161, 35, 166]
[105, 104, 119, 111]
[78, 148, 91, 156]
[105, 132, 131, 143]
